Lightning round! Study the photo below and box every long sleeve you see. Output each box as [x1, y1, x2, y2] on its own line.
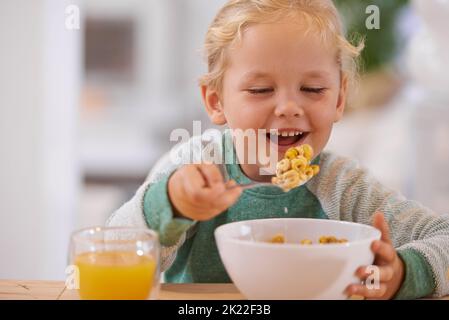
[106, 132, 224, 272]
[106, 162, 196, 272]
[142, 174, 197, 271]
[307, 151, 449, 298]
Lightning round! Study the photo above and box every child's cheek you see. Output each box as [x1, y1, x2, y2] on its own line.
[229, 102, 269, 129]
[309, 108, 336, 129]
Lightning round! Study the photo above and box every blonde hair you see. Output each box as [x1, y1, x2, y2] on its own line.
[199, 0, 364, 96]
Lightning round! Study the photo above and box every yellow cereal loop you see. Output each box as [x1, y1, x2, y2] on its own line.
[319, 236, 329, 244]
[304, 167, 314, 179]
[302, 144, 313, 161]
[317, 236, 347, 244]
[294, 146, 305, 157]
[275, 168, 283, 178]
[281, 170, 301, 191]
[276, 159, 290, 172]
[291, 157, 308, 172]
[272, 144, 320, 192]
[311, 165, 320, 175]
[270, 234, 285, 244]
[298, 172, 308, 182]
[284, 147, 299, 160]
[269, 235, 347, 245]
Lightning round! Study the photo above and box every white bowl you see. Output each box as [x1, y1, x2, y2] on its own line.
[214, 218, 381, 300]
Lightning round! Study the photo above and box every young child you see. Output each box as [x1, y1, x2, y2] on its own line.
[107, 0, 449, 299]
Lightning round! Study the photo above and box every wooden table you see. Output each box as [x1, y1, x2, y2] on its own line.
[0, 280, 244, 300]
[1, 280, 448, 300]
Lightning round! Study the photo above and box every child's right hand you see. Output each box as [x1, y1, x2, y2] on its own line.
[168, 164, 243, 221]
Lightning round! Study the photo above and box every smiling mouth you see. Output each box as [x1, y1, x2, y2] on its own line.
[267, 129, 309, 147]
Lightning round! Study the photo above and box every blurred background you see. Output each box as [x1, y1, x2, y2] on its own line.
[0, 0, 448, 280]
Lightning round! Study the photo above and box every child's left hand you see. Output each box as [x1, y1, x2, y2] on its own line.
[345, 212, 405, 299]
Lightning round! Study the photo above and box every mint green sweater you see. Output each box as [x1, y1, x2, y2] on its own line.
[107, 131, 449, 299]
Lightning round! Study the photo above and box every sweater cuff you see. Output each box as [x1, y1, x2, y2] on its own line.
[143, 175, 195, 247]
[394, 248, 436, 299]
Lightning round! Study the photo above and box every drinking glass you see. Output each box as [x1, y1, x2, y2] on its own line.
[68, 226, 160, 300]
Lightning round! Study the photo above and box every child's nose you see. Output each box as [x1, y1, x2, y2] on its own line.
[274, 100, 305, 118]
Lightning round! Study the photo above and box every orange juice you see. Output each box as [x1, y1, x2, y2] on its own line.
[75, 251, 157, 300]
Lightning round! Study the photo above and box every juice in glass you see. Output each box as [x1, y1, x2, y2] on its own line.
[69, 227, 160, 300]
[75, 250, 156, 300]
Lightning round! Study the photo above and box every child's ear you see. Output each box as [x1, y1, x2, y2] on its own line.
[201, 85, 227, 125]
[334, 74, 348, 123]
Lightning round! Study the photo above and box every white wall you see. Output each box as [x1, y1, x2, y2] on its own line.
[0, 0, 81, 280]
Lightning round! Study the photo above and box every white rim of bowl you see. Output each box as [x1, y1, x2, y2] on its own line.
[214, 218, 381, 249]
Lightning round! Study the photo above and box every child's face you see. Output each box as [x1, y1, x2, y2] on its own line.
[203, 19, 347, 177]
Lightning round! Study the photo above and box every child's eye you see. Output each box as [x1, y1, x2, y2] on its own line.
[301, 87, 326, 94]
[246, 88, 274, 95]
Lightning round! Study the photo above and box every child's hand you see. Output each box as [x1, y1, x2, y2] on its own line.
[346, 212, 405, 299]
[168, 164, 242, 221]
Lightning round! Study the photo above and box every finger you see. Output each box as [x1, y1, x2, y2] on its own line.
[182, 165, 207, 189]
[372, 211, 392, 244]
[181, 166, 211, 202]
[371, 240, 396, 263]
[197, 164, 225, 189]
[346, 283, 388, 299]
[355, 265, 394, 283]
[225, 180, 238, 188]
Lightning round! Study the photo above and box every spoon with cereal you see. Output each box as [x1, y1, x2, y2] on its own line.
[231, 144, 320, 192]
